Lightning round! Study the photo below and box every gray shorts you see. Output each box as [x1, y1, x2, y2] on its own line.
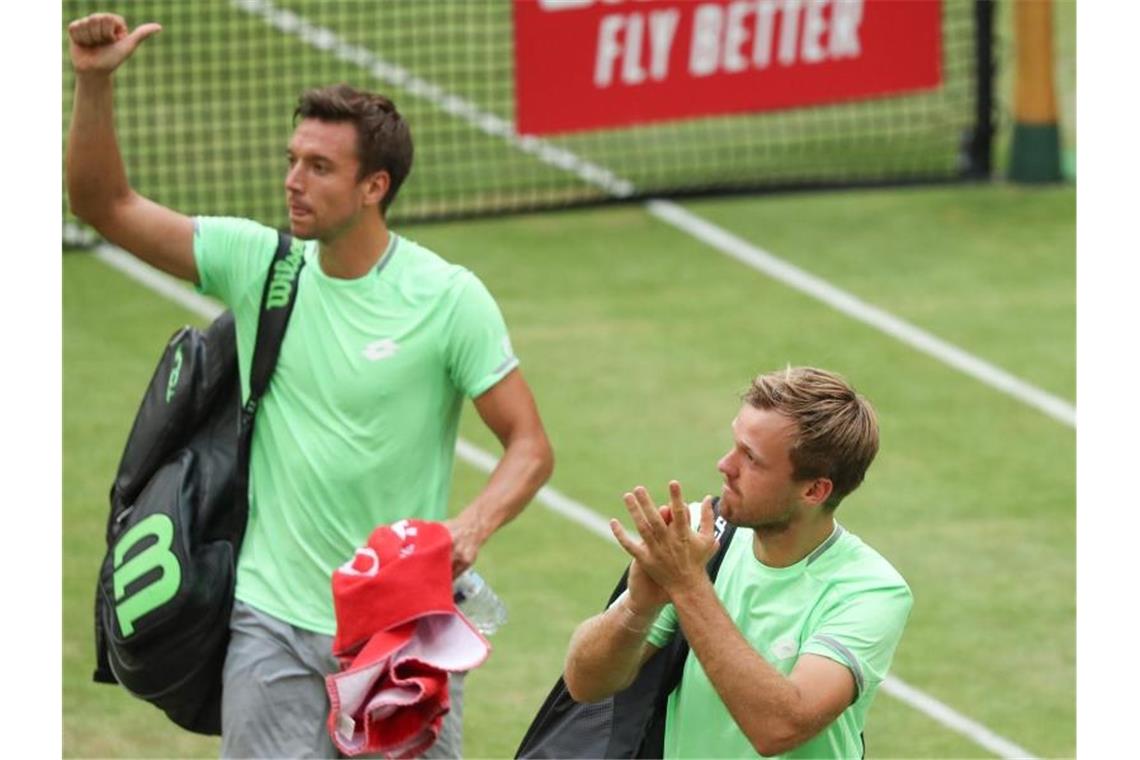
[221, 600, 465, 759]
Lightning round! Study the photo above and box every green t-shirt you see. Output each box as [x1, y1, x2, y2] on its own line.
[193, 217, 518, 634]
[646, 520, 913, 759]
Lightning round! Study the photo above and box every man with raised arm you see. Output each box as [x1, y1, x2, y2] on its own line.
[67, 13, 554, 758]
[563, 367, 911, 758]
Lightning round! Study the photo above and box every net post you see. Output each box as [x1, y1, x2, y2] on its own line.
[1009, 0, 1063, 183]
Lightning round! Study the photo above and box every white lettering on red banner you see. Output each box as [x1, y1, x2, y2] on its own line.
[514, 0, 942, 135]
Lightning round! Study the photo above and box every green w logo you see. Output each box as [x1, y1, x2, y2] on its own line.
[265, 238, 306, 309]
[112, 514, 182, 637]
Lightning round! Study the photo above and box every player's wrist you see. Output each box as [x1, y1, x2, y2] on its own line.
[74, 68, 116, 86]
[616, 594, 659, 634]
[665, 573, 714, 610]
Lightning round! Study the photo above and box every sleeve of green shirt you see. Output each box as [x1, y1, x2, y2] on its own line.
[801, 582, 914, 699]
[444, 271, 519, 398]
[192, 216, 278, 307]
[645, 602, 679, 648]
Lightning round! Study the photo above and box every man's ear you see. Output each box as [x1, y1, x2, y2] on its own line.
[802, 477, 834, 508]
[362, 169, 391, 209]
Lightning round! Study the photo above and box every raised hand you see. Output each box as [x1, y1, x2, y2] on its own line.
[622, 504, 673, 613]
[610, 481, 717, 599]
[68, 13, 162, 75]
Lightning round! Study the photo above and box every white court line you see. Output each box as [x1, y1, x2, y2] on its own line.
[88, 242, 1041, 760]
[645, 200, 1077, 428]
[227, 0, 1074, 431]
[879, 678, 1039, 760]
[454, 439, 616, 539]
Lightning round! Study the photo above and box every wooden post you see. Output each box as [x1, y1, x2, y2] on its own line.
[1009, 0, 1062, 182]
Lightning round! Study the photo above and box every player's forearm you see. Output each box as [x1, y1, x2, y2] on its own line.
[563, 596, 661, 703]
[670, 581, 810, 755]
[66, 73, 133, 224]
[456, 429, 553, 544]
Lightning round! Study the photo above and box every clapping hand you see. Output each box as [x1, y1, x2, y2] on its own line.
[610, 481, 717, 599]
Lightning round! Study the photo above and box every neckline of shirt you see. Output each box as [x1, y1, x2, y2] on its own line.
[306, 232, 400, 287]
[744, 522, 846, 576]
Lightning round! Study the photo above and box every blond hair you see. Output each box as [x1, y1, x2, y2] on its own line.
[744, 367, 879, 510]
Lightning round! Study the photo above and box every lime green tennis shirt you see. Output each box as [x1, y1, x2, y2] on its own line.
[193, 217, 518, 634]
[646, 522, 912, 758]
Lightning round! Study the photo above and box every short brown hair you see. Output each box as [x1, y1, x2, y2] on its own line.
[294, 84, 413, 214]
[744, 367, 879, 510]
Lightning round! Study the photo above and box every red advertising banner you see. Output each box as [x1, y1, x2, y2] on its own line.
[513, 0, 943, 136]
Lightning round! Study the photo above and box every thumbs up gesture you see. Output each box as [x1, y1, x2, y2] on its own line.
[68, 13, 162, 75]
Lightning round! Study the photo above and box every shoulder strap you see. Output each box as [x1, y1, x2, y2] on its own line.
[242, 231, 304, 425]
[231, 231, 303, 550]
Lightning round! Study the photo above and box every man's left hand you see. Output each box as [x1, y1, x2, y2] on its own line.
[610, 481, 717, 596]
[444, 513, 485, 578]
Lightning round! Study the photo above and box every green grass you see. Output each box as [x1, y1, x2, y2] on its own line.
[682, 185, 1076, 399]
[63, 183, 1074, 757]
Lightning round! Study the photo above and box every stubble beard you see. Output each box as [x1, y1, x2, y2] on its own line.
[290, 223, 317, 241]
[751, 515, 795, 536]
[728, 491, 798, 535]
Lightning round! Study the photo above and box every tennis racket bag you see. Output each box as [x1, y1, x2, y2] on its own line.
[92, 231, 304, 734]
[515, 502, 735, 759]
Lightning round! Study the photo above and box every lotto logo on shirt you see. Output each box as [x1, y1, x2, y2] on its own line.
[770, 635, 799, 660]
[363, 338, 400, 361]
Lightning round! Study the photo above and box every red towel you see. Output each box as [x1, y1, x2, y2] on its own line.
[326, 520, 490, 758]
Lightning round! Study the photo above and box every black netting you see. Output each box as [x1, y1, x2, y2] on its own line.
[62, 0, 992, 241]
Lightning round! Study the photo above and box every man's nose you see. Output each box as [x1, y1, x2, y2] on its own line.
[285, 164, 302, 192]
[716, 451, 734, 476]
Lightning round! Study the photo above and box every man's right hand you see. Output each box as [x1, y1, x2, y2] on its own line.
[68, 13, 161, 75]
[623, 505, 674, 613]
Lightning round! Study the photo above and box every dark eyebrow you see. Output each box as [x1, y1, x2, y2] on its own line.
[285, 147, 335, 165]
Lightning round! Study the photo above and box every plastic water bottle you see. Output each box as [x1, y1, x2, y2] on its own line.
[453, 569, 508, 636]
